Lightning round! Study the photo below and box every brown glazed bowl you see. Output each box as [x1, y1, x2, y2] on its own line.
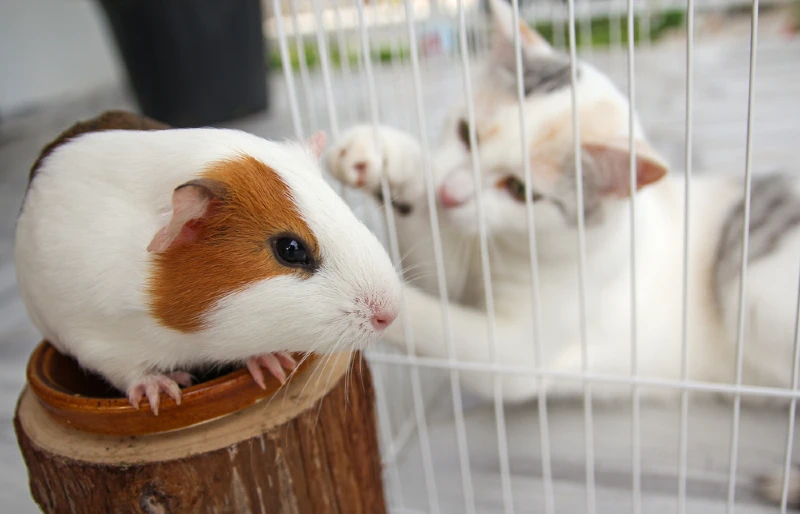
[26, 341, 314, 436]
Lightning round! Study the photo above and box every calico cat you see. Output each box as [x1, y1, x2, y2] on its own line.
[327, 0, 800, 404]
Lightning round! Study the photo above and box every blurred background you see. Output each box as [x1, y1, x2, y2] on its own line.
[2, 1, 800, 512]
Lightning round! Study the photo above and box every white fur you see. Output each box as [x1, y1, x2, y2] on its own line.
[326, 1, 800, 403]
[15, 127, 400, 393]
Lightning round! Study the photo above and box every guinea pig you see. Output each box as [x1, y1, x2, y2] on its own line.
[15, 111, 400, 415]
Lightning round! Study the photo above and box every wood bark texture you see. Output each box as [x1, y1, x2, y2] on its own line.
[15, 351, 386, 514]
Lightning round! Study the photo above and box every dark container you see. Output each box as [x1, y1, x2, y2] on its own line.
[97, 0, 268, 127]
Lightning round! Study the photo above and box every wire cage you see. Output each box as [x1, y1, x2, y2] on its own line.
[259, 0, 800, 512]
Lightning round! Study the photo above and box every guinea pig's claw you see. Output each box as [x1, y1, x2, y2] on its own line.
[246, 358, 269, 389]
[167, 371, 194, 388]
[126, 373, 188, 415]
[276, 353, 298, 371]
[246, 352, 297, 389]
[127, 388, 143, 411]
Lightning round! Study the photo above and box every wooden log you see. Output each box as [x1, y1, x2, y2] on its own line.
[14, 351, 386, 514]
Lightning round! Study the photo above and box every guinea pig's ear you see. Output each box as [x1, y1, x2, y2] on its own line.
[147, 179, 227, 254]
[307, 131, 327, 160]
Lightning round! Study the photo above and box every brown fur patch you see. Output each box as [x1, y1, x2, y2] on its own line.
[525, 100, 628, 186]
[148, 156, 318, 333]
[528, 100, 627, 174]
[529, 118, 570, 182]
[532, 122, 563, 149]
[29, 110, 169, 187]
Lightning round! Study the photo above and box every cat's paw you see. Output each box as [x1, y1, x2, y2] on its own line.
[326, 125, 385, 191]
[326, 125, 424, 210]
[757, 466, 800, 507]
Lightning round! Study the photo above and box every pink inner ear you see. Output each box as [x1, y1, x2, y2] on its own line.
[489, 0, 551, 62]
[147, 185, 215, 253]
[583, 141, 668, 197]
[308, 131, 327, 159]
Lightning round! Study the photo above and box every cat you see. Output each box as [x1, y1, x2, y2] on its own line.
[326, 0, 800, 405]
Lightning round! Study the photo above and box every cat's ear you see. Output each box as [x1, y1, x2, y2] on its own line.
[307, 131, 327, 160]
[582, 138, 669, 197]
[489, 0, 553, 64]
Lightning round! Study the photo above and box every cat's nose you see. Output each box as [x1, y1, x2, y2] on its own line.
[439, 185, 467, 208]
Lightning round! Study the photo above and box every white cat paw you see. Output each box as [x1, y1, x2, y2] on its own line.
[326, 125, 385, 191]
[326, 125, 423, 210]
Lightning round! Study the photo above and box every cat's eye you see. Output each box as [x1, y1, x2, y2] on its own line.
[501, 177, 543, 203]
[457, 119, 473, 149]
[271, 235, 316, 271]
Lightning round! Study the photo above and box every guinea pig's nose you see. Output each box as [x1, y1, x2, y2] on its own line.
[370, 307, 397, 331]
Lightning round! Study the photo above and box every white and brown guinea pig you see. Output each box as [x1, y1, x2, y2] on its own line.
[15, 111, 400, 415]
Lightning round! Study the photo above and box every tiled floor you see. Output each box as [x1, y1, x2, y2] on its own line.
[1, 10, 799, 512]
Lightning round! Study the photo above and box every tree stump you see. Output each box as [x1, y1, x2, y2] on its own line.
[14, 350, 386, 514]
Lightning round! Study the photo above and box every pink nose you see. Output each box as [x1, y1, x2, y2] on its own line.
[439, 185, 466, 209]
[371, 308, 397, 331]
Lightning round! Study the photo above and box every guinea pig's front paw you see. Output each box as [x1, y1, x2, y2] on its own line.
[127, 371, 193, 416]
[245, 352, 298, 389]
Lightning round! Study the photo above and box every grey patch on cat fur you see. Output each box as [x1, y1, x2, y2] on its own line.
[495, 50, 577, 96]
[714, 173, 800, 303]
[522, 53, 577, 96]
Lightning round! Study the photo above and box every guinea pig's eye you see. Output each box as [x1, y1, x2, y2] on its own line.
[271, 236, 315, 271]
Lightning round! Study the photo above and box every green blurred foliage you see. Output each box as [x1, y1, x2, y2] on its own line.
[533, 9, 684, 47]
[267, 10, 685, 71]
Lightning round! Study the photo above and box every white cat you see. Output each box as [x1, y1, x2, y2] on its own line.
[326, 0, 800, 404]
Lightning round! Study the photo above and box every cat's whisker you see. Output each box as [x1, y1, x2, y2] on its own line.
[486, 236, 506, 268]
[457, 236, 475, 272]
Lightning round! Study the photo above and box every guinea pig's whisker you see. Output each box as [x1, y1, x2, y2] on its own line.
[402, 271, 436, 283]
[343, 351, 357, 409]
[315, 345, 348, 430]
[358, 352, 366, 395]
[293, 331, 346, 409]
[285, 336, 330, 398]
[396, 236, 433, 267]
[400, 259, 431, 271]
[265, 333, 331, 413]
[306, 354, 335, 421]
[273, 343, 323, 408]
[402, 267, 434, 278]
